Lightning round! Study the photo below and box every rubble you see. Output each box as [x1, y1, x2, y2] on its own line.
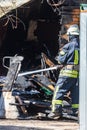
[0, 0, 83, 122]
[0, 54, 77, 121]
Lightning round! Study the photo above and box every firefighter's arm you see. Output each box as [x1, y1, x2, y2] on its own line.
[55, 44, 69, 65]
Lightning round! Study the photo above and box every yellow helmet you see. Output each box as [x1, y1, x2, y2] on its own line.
[67, 24, 79, 35]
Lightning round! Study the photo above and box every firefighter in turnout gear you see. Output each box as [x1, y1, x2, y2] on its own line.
[48, 24, 79, 119]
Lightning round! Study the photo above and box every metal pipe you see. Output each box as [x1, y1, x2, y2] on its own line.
[18, 65, 62, 77]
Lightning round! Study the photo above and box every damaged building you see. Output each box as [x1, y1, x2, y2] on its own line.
[0, 0, 86, 120]
[0, 0, 82, 74]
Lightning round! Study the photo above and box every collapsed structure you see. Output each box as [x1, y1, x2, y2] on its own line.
[0, 0, 86, 120]
[0, 0, 81, 74]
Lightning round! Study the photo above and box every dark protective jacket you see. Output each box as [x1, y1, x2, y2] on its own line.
[55, 38, 79, 78]
[52, 37, 79, 112]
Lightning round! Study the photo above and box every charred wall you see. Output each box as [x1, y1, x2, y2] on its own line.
[0, 0, 60, 75]
[0, 0, 86, 75]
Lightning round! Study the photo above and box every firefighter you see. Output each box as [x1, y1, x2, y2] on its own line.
[48, 24, 79, 119]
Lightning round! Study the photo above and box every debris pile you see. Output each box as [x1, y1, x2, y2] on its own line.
[0, 54, 78, 121]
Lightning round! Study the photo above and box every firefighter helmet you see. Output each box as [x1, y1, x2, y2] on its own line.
[67, 24, 79, 35]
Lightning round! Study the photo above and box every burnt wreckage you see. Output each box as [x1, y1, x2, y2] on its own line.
[0, 0, 84, 120]
[0, 54, 75, 120]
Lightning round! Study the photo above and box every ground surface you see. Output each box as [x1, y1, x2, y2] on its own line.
[0, 119, 79, 130]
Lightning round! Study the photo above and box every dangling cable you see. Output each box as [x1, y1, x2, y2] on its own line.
[47, 0, 65, 15]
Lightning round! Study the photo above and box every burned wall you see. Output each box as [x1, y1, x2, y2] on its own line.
[0, 0, 86, 75]
[0, 0, 60, 75]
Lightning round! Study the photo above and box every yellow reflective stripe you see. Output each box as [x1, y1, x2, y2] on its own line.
[53, 86, 59, 100]
[60, 73, 78, 78]
[52, 100, 63, 105]
[60, 70, 78, 78]
[72, 104, 79, 108]
[74, 50, 79, 65]
[52, 105, 55, 112]
[52, 86, 62, 112]
[61, 69, 78, 75]
[52, 100, 63, 112]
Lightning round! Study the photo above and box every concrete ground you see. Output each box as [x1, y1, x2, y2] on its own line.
[0, 119, 79, 130]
